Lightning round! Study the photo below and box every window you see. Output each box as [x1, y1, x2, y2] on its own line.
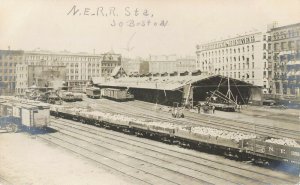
[252, 55, 254, 60]
[274, 43, 279, 51]
[252, 62, 254, 69]
[263, 35, 266, 41]
[281, 42, 287, 50]
[268, 36, 271, 41]
[252, 45, 254, 51]
[252, 71, 255, 78]
[263, 43, 266, 50]
[288, 41, 295, 49]
[263, 53, 267, 59]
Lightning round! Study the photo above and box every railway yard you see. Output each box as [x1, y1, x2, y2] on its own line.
[0, 96, 300, 184]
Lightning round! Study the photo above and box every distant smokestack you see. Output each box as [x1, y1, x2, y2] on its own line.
[8, 46, 10, 50]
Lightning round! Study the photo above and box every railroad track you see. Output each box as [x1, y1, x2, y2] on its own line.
[76, 98, 300, 140]
[45, 118, 298, 185]
[122, 100, 300, 140]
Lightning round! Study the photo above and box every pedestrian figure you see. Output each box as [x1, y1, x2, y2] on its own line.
[197, 103, 201, 114]
[212, 105, 215, 114]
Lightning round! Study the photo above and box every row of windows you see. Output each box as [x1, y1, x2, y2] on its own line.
[0, 69, 15, 73]
[67, 69, 101, 74]
[273, 40, 300, 51]
[17, 82, 28, 86]
[199, 55, 254, 64]
[201, 62, 256, 71]
[201, 35, 256, 51]
[0, 56, 22, 60]
[25, 54, 120, 62]
[209, 71, 256, 80]
[199, 52, 268, 65]
[200, 45, 256, 57]
[0, 76, 15, 81]
[0, 62, 17, 66]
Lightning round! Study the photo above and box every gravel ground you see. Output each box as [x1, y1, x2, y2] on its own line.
[0, 131, 133, 185]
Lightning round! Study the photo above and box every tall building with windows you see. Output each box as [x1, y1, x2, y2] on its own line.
[268, 23, 300, 96]
[22, 50, 104, 91]
[0, 50, 24, 95]
[1, 49, 122, 94]
[196, 32, 270, 93]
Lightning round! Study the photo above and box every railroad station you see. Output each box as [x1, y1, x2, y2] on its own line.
[1, 1, 300, 184]
[93, 71, 262, 109]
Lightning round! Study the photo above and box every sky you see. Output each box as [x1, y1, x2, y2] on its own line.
[0, 0, 300, 58]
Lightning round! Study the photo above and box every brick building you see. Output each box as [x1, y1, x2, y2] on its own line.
[267, 23, 300, 96]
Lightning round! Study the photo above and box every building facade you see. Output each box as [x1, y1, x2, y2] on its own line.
[176, 56, 196, 73]
[268, 23, 300, 96]
[121, 57, 142, 74]
[0, 50, 24, 95]
[15, 61, 66, 94]
[196, 32, 270, 93]
[101, 51, 122, 77]
[148, 55, 196, 74]
[0, 49, 121, 94]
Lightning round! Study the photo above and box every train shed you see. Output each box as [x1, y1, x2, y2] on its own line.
[95, 74, 262, 106]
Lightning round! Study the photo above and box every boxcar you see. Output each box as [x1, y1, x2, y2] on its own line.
[0, 99, 50, 132]
[86, 87, 101, 99]
[101, 88, 134, 101]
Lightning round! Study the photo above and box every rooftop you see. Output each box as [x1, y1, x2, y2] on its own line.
[96, 74, 256, 91]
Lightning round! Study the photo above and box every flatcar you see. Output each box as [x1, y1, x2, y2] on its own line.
[86, 87, 101, 99]
[0, 97, 50, 132]
[241, 138, 300, 164]
[101, 88, 134, 101]
[50, 104, 300, 166]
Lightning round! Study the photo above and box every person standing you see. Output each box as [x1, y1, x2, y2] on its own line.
[197, 103, 201, 114]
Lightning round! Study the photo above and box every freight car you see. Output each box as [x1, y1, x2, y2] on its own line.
[0, 98, 50, 132]
[241, 138, 300, 164]
[86, 87, 101, 99]
[50, 105, 300, 166]
[101, 88, 134, 101]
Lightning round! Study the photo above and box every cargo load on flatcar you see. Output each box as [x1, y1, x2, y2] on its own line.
[241, 137, 300, 164]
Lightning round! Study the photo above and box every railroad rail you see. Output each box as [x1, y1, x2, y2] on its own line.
[46, 118, 298, 184]
[78, 98, 300, 140]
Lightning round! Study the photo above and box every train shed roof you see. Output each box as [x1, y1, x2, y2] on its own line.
[95, 74, 257, 91]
